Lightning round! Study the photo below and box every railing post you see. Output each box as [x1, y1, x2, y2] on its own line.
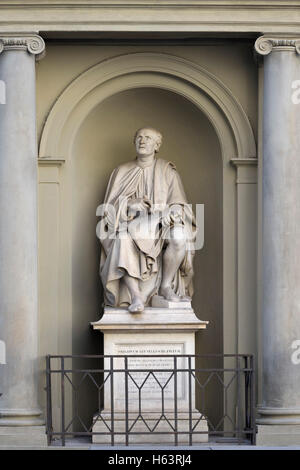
[236, 356, 241, 443]
[110, 356, 114, 446]
[173, 356, 178, 446]
[188, 356, 192, 446]
[250, 355, 256, 445]
[244, 356, 250, 432]
[45, 355, 53, 446]
[124, 356, 129, 446]
[61, 356, 65, 447]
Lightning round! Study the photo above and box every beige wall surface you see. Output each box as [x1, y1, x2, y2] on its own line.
[36, 43, 257, 142]
[37, 42, 257, 429]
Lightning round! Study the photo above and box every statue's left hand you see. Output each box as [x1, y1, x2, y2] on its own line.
[162, 209, 183, 227]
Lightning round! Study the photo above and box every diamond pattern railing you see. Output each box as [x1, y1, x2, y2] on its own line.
[45, 354, 255, 446]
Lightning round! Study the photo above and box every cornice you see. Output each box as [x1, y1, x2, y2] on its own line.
[2, 1, 300, 7]
[1, 2, 300, 34]
[255, 35, 300, 55]
[0, 34, 45, 59]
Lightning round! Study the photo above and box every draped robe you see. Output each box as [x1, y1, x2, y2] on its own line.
[99, 157, 196, 307]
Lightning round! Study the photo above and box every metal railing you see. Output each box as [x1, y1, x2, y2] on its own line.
[45, 354, 256, 446]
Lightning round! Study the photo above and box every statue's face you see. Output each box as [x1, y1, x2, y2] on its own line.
[135, 129, 160, 157]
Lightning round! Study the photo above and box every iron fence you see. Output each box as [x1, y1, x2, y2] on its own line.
[45, 354, 256, 446]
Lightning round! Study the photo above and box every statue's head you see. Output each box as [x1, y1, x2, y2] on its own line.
[134, 127, 162, 158]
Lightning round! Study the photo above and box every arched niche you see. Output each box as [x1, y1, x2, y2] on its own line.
[40, 52, 256, 161]
[38, 52, 257, 429]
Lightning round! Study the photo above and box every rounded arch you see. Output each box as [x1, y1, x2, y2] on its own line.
[39, 52, 256, 162]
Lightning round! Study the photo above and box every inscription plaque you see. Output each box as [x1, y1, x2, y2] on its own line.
[113, 343, 186, 401]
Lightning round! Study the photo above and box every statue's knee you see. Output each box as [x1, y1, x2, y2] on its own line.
[173, 239, 186, 250]
[169, 227, 186, 249]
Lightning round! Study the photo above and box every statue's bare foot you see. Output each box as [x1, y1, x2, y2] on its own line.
[160, 286, 181, 302]
[128, 296, 144, 313]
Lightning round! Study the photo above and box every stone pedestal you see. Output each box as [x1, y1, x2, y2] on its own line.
[91, 306, 208, 445]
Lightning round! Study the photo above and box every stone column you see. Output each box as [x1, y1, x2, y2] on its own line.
[0, 35, 45, 439]
[255, 36, 300, 444]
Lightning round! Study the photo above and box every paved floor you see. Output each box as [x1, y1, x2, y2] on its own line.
[1, 444, 300, 450]
[1, 437, 300, 450]
[3, 437, 296, 450]
[91, 445, 300, 450]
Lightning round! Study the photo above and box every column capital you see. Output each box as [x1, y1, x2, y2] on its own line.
[255, 36, 300, 56]
[0, 34, 45, 60]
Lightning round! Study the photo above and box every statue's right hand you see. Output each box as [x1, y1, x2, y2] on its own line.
[127, 198, 149, 215]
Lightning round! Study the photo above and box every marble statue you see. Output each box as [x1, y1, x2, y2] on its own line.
[98, 127, 196, 313]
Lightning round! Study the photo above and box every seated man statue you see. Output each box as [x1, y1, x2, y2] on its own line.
[98, 127, 196, 313]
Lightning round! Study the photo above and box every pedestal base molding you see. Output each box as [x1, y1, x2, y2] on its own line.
[0, 408, 44, 426]
[257, 407, 300, 425]
[93, 411, 208, 445]
[0, 426, 47, 447]
[256, 425, 300, 446]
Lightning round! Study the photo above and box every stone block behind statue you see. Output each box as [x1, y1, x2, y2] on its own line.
[97, 127, 196, 313]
